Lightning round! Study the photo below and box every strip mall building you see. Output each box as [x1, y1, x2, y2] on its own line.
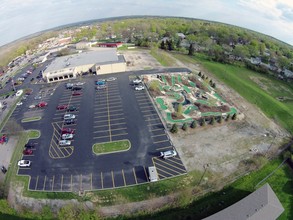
[42, 48, 126, 83]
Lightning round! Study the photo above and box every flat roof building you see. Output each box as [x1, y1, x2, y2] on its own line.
[204, 183, 284, 220]
[43, 48, 126, 83]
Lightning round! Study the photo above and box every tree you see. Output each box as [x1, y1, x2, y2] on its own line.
[232, 45, 249, 59]
[182, 123, 188, 131]
[186, 34, 197, 56]
[283, 151, 291, 161]
[201, 118, 206, 126]
[210, 116, 215, 125]
[190, 120, 197, 128]
[212, 82, 216, 88]
[160, 40, 166, 50]
[176, 103, 183, 117]
[170, 124, 178, 133]
[218, 116, 223, 124]
[226, 114, 230, 121]
[198, 71, 202, 77]
[149, 80, 160, 91]
[232, 113, 237, 120]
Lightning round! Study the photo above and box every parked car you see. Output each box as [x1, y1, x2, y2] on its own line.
[75, 82, 84, 86]
[72, 91, 82, 96]
[106, 77, 117, 81]
[61, 133, 74, 140]
[34, 95, 42, 100]
[29, 104, 36, 109]
[1, 166, 7, 174]
[23, 149, 33, 155]
[16, 102, 23, 106]
[64, 114, 76, 120]
[17, 160, 31, 167]
[72, 86, 82, 91]
[135, 85, 145, 90]
[61, 128, 75, 134]
[37, 101, 47, 108]
[133, 78, 142, 84]
[95, 80, 106, 85]
[96, 85, 107, 90]
[65, 83, 74, 89]
[56, 105, 68, 110]
[59, 140, 71, 146]
[25, 142, 36, 149]
[64, 119, 75, 125]
[67, 106, 77, 112]
[160, 150, 177, 159]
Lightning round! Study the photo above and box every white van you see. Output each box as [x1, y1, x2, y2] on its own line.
[148, 166, 158, 182]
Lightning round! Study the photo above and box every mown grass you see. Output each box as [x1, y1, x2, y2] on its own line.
[92, 139, 131, 154]
[127, 158, 292, 220]
[150, 49, 176, 67]
[27, 130, 40, 139]
[21, 116, 41, 123]
[173, 53, 293, 134]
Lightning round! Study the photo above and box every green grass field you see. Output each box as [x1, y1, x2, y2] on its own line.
[92, 139, 131, 154]
[131, 158, 293, 220]
[173, 53, 293, 134]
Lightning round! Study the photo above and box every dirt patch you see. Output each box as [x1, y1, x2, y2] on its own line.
[194, 102, 230, 113]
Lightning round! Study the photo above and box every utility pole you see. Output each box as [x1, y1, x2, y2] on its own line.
[197, 163, 209, 186]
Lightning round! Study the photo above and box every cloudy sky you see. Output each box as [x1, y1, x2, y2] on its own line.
[0, 0, 293, 46]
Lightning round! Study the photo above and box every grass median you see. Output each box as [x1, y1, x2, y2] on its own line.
[21, 116, 41, 123]
[27, 129, 40, 139]
[92, 139, 131, 155]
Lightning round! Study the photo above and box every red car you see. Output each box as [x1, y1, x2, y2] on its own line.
[56, 105, 68, 110]
[23, 149, 33, 155]
[61, 128, 75, 135]
[72, 91, 82, 96]
[37, 102, 48, 108]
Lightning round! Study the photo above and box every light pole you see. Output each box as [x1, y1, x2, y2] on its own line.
[197, 163, 209, 186]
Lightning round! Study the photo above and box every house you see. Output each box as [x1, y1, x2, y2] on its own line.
[177, 33, 186, 39]
[250, 57, 261, 65]
[204, 183, 284, 220]
[283, 69, 293, 79]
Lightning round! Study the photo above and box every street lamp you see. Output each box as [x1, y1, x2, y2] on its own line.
[197, 163, 209, 186]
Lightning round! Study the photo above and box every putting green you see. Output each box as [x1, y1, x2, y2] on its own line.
[183, 85, 191, 93]
[183, 105, 198, 114]
[156, 98, 168, 110]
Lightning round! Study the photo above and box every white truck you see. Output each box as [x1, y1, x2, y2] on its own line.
[148, 166, 158, 182]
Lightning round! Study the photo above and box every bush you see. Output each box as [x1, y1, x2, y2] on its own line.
[232, 113, 237, 120]
[210, 116, 215, 125]
[190, 120, 197, 128]
[182, 123, 188, 131]
[226, 114, 230, 121]
[201, 119, 206, 126]
[218, 116, 222, 123]
[170, 124, 178, 133]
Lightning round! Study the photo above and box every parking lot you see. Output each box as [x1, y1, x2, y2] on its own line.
[14, 70, 187, 192]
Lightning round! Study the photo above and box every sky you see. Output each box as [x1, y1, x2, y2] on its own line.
[0, 0, 293, 47]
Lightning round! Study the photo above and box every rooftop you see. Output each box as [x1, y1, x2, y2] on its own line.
[204, 183, 284, 220]
[45, 48, 118, 73]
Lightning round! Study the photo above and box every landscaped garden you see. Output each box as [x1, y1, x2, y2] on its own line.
[145, 73, 237, 125]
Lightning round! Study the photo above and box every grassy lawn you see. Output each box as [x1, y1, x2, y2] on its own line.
[132, 158, 293, 220]
[173, 53, 293, 134]
[150, 49, 176, 67]
[92, 139, 131, 155]
[21, 116, 41, 123]
[27, 130, 40, 139]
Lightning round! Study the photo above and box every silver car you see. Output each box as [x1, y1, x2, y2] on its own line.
[59, 140, 71, 146]
[160, 150, 177, 159]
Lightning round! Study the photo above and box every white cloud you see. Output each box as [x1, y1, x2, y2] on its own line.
[0, 0, 293, 46]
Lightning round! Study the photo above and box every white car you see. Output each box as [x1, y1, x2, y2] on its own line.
[59, 140, 71, 146]
[160, 150, 177, 159]
[135, 85, 145, 91]
[106, 77, 117, 81]
[16, 102, 23, 106]
[64, 114, 76, 120]
[133, 78, 142, 84]
[61, 133, 74, 140]
[75, 82, 84, 86]
[29, 104, 36, 109]
[18, 160, 31, 167]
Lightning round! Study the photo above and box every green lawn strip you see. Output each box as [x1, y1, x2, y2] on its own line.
[183, 105, 198, 115]
[134, 158, 293, 220]
[183, 85, 191, 93]
[27, 130, 40, 139]
[198, 61, 293, 133]
[171, 75, 176, 86]
[92, 139, 131, 155]
[177, 75, 182, 83]
[166, 112, 193, 123]
[161, 75, 168, 84]
[21, 116, 41, 123]
[156, 98, 168, 110]
[189, 81, 196, 88]
[214, 93, 226, 103]
[0, 96, 22, 132]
